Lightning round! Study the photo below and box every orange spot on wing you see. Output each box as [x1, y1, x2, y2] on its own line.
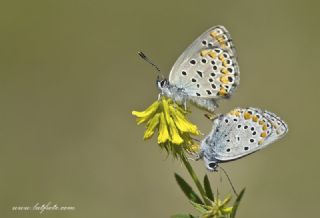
[218, 54, 225, 61]
[244, 112, 252, 120]
[217, 36, 224, 43]
[218, 88, 228, 96]
[208, 51, 217, 58]
[210, 31, 218, 38]
[260, 132, 267, 138]
[220, 68, 229, 74]
[252, 115, 259, 122]
[220, 76, 229, 84]
[222, 60, 229, 67]
[200, 50, 210, 56]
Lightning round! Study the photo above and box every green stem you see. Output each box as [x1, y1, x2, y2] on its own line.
[180, 153, 211, 205]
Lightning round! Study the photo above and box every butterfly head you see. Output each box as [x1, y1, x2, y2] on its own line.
[204, 157, 218, 172]
[156, 77, 169, 90]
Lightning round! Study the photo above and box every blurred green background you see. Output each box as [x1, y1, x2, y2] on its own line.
[0, 0, 319, 217]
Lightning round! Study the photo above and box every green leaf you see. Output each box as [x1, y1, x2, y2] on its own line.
[190, 201, 208, 214]
[203, 174, 214, 201]
[171, 214, 196, 218]
[230, 188, 246, 218]
[174, 173, 203, 204]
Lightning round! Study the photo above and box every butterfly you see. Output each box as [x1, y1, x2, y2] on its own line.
[199, 107, 288, 171]
[140, 26, 239, 112]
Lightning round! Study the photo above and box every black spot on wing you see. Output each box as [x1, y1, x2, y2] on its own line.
[196, 70, 203, 78]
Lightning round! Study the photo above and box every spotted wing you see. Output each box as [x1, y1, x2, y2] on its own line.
[261, 110, 288, 148]
[209, 108, 287, 162]
[168, 26, 239, 99]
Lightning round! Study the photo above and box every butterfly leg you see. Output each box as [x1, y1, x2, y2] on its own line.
[187, 155, 201, 161]
[180, 94, 188, 110]
[204, 113, 219, 121]
[188, 149, 204, 161]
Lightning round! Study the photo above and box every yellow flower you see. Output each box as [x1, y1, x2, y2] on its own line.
[192, 195, 233, 218]
[204, 196, 233, 218]
[132, 97, 200, 157]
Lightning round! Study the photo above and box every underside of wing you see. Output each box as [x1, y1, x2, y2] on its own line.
[261, 110, 288, 148]
[168, 26, 239, 99]
[169, 47, 239, 98]
[212, 108, 274, 162]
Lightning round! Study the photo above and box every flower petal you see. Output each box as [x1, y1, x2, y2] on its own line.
[132, 100, 160, 124]
[133, 96, 201, 157]
[221, 206, 233, 214]
[167, 116, 184, 145]
[158, 113, 171, 144]
[143, 113, 160, 140]
[170, 107, 200, 135]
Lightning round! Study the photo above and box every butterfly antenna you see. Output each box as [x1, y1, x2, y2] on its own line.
[219, 166, 238, 196]
[138, 51, 164, 79]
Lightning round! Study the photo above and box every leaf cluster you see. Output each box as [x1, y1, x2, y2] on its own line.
[172, 173, 245, 218]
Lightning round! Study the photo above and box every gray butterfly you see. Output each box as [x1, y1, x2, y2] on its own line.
[141, 26, 240, 112]
[199, 107, 288, 171]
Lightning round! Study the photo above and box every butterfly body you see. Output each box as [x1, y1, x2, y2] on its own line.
[200, 107, 288, 171]
[157, 78, 218, 111]
[157, 79, 187, 105]
[155, 26, 240, 112]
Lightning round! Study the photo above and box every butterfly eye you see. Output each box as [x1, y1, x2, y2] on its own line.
[208, 162, 217, 169]
[160, 80, 166, 87]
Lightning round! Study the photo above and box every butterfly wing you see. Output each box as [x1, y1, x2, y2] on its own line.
[261, 110, 288, 148]
[169, 26, 239, 99]
[205, 108, 287, 162]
